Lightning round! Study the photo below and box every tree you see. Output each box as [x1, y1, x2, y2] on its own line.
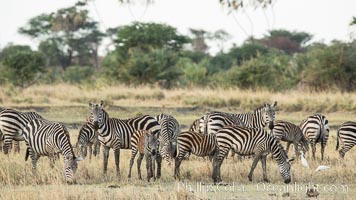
[189, 29, 210, 53]
[261, 29, 312, 54]
[228, 42, 268, 64]
[19, 1, 104, 70]
[1, 45, 45, 87]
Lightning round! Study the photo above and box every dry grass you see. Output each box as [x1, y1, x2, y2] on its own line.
[0, 84, 355, 199]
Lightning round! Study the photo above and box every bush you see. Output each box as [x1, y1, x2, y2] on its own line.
[62, 66, 94, 83]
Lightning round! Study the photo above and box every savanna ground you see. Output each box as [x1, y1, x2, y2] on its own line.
[0, 84, 355, 199]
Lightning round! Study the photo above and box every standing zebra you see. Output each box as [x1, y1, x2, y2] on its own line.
[272, 120, 309, 157]
[155, 114, 180, 165]
[76, 122, 101, 160]
[89, 101, 160, 179]
[336, 121, 356, 159]
[189, 117, 204, 133]
[300, 114, 329, 160]
[167, 131, 217, 180]
[128, 129, 159, 181]
[22, 118, 83, 183]
[212, 125, 292, 184]
[0, 109, 43, 154]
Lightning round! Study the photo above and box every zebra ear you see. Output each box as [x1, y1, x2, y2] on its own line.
[100, 100, 104, 107]
[272, 101, 277, 107]
[89, 102, 93, 107]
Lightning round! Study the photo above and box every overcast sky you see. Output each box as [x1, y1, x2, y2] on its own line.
[0, 0, 355, 55]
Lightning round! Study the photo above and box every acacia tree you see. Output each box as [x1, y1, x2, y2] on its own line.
[19, 1, 104, 70]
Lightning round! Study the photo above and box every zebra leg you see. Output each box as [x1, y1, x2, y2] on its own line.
[321, 142, 325, 161]
[103, 146, 110, 175]
[261, 155, 269, 182]
[155, 153, 162, 179]
[3, 134, 14, 155]
[146, 154, 153, 182]
[137, 153, 144, 180]
[152, 155, 156, 181]
[311, 142, 316, 160]
[248, 155, 261, 182]
[174, 157, 183, 180]
[114, 149, 121, 179]
[128, 148, 138, 179]
[13, 140, 20, 154]
[212, 149, 226, 183]
[31, 152, 39, 175]
[293, 141, 299, 157]
[88, 145, 92, 161]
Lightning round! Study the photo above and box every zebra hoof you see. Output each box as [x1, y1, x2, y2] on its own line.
[248, 177, 253, 182]
[264, 179, 270, 183]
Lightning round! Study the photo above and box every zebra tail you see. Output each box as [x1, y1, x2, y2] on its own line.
[203, 114, 209, 134]
[336, 129, 340, 150]
[25, 147, 30, 161]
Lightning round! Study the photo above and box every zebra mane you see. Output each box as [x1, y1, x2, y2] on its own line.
[253, 103, 271, 113]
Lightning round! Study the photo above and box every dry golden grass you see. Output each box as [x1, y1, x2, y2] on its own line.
[0, 84, 355, 199]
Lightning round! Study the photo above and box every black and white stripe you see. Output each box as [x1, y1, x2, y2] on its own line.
[89, 101, 160, 178]
[76, 122, 101, 160]
[128, 129, 159, 181]
[336, 121, 356, 159]
[155, 114, 180, 164]
[189, 117, 203, 133]
[201, 111, 244, 135]
[169, 131, 217, 180]
[272, 120, 309, 157]
[300, 114, 329, 160]
[22, 118, 83, 183]
[0, 109, 43, 154]
[212, 125, 292, 184]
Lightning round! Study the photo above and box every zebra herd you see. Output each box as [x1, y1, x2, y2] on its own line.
[0, 101, 355, 184]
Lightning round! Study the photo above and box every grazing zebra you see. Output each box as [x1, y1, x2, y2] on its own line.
[22, 118, 83, 183]
[272, 120, 309, 157]
[0, 109, 43, 154]
[300, 114, 329, 160]
[89, 101, 160, 179]
[76, 122, 101, 160]
[155, 114, 180, 164]
[212, 125, 292, 184]
[128, 129, 159, 181]
[336, 121, 356, 159]
[167, 131, 217, 180]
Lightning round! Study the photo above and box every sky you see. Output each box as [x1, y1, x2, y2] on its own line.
[0, 0, 355, 55]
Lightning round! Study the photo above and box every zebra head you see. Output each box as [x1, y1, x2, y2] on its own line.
[89, 100, 104, 130]
[261, 101, 277, 130]
[272, 140, 293, 184]
[63, 155, 84, 184]
[145, 131, 159, 156]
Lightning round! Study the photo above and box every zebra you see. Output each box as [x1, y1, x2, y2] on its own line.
[22, 118, 83, 183]
[336, 121, 356, 159]
[189, 117, 203, 133]
[167, 131, 217, 180]
[155, 114, 180, 165]
[300, 114, 329, 160]
[212, 125, 292, 184]
[128, 129, 159, 181]
[272, 120, 309, 157]
[76, 122, 101, 160]
[0, 109, 43, 154]
[88, 101, 160, 179]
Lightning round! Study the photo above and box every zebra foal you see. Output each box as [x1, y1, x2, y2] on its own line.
[22, 118, 83, 183]
[272, 120, 309, 157]
[128, 129, 159, 181]
[76, 122, 101, 160]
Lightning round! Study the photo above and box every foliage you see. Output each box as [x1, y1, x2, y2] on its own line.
[228, 42, 268, 65]
[177, 58, 209, 86]
[226, 51, 295, 91]
[1, 46, 45, 87]
[18, 1, 104, 69]
[62, 66, 94, 84]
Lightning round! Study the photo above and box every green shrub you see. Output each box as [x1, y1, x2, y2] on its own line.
[62, 66, 94, 83]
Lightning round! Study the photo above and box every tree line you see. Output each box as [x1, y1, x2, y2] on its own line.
[0, 1, 356, 91]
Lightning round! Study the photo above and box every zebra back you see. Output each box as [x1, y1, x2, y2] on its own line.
[189, 117, 203, 133]
[300, 114, 329, 144]
[201, 111, 244, 135]
[176, 131, 217, 158]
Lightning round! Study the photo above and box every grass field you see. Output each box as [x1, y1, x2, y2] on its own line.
[0, 84, 355, 199]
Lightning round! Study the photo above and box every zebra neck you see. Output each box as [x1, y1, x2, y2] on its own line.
[252, 110, 266, 128]
[268, 137, 287, 164]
